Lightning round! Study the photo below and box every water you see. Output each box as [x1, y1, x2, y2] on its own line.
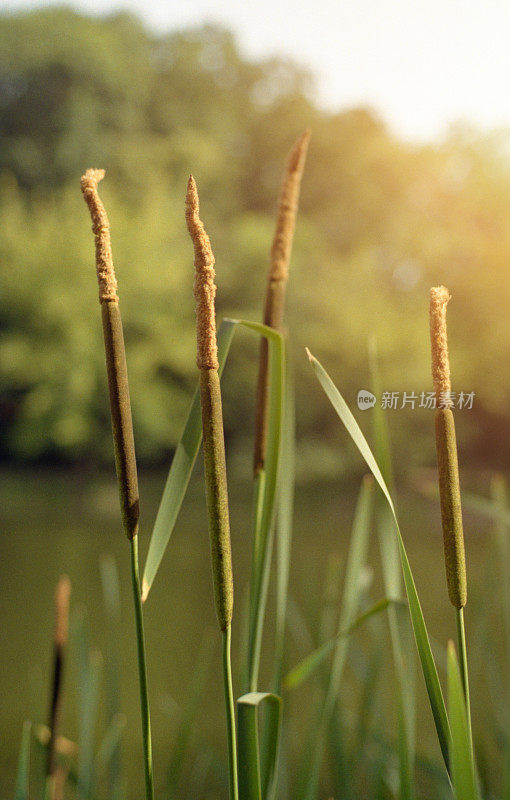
[0, 466, 492, 797]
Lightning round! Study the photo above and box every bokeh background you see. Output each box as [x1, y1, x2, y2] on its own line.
[1, 2, 510, 797]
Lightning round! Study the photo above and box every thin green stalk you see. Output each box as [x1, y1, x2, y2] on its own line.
[81, 169, 153, 800]
[245, 470, 268, 693]
[130, 536, 154, 800]
[456, 607, 473, 750]
[223, 626, 239, 800]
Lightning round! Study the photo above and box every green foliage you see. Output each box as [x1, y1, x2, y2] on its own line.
[2, 6, 510, 472]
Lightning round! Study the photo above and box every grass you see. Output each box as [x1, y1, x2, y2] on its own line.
[2, 465, 503, 798]
[6, 146, 509, 800]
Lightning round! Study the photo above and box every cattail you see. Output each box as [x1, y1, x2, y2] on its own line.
[253, 129, 311, 475]
[46, 576, 71, 780]
[186, 175, 233, 631]
[81, 169, 139, 540]
[430, 286, 467, 608]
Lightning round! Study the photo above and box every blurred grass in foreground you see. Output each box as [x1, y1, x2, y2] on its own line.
[0, 464, 499, 798]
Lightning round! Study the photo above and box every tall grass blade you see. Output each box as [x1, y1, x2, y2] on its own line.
[237, 692, 282, 800]
[447, 642, 479, 800]
[302, 475, 374, 800]
[272, 365, 295, 694]
[370, 338, 415, 800]
[242, 323, 285, 693]
[100, 555, 123, 800]
[349, 632, 385, 777]
[72, 610, 102, 800]
[165, 631, 215, 799]
[284, 597, 393, 690]
[78, 649, 102, 800]
[15, 721, 31, 800]
[491, 475, 510, 664]
[306, 348, 451, 774]
[96, 714, 127, 773]
[142, 318, 238, 601]
[142, 318, 283, 608]
[419, 482, 510, 527]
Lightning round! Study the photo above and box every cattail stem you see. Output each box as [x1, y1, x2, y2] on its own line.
[81, 169, 153, 800]
[456, 607, 473, 747]
[46, 576, 71, 783]
[253, 129, 310, 475]
[186, 175, 237, 799]
[130, 536, 154, 800]
[223, 626, 238, 800]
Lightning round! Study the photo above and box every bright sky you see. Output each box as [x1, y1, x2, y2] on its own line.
[5, 0, 510, 142]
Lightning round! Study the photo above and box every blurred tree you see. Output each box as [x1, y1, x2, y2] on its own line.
[1, 7, 509, 469]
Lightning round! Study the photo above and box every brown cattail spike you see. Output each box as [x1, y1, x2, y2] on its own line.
[429, 286, 467, 608]
[185, 177, 233, 632]
[47, 576, 71, 781]
[430, 285, 452, 407]
[435, 408, 467, 607]
[81, 169, 139, 540]
[253, 129, 310, 475]
[269, 128, 311, 283]
[80, 169, 118, 304]
[185, 176, 219, 371]
[54, 575, 71, 648]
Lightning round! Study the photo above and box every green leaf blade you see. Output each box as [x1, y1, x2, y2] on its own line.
[307, 348, 451, 775]
[284, 597, 393, 691]
[142, 318, 238, 601]
[237, 693, 282, 800]
[447, 642, 478, 800]
[14, 721, 31, 800]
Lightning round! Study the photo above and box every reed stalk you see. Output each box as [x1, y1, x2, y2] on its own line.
[429, 285, 472, 744]
[247, 130, 310, 693]
[45, 575, 71, 797]
[81, 169, 154, 800]
[185, 175, 238, 800]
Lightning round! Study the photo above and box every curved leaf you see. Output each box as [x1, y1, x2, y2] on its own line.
[306, 348, 451, 775]
[142, 318, 238, 601]
[237, 692, 282, 800]
[284, 597, 394, 691]
[447, 642, 478, 800]
[14, 721, 31, 800]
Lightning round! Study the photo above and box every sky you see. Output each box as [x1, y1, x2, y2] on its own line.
[5, 0, 510, 142]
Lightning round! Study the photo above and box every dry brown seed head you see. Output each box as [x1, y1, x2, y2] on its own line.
[269, 128, 311, 283]
[185, 175, 219, 370]
[54, 575, 71, 648]
[430, 285, 452, 407]
[80, 169, 118, 303]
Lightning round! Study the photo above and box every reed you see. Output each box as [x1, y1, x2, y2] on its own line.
[247, 130, 310, 694]
[45, 575, 70, 798]
[253, 129, 310, 476]
[429, 285, 472, 745]
[430, 286, 467, 610]
[81, 169, 154, 800]
[185, 175, 237, 800]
